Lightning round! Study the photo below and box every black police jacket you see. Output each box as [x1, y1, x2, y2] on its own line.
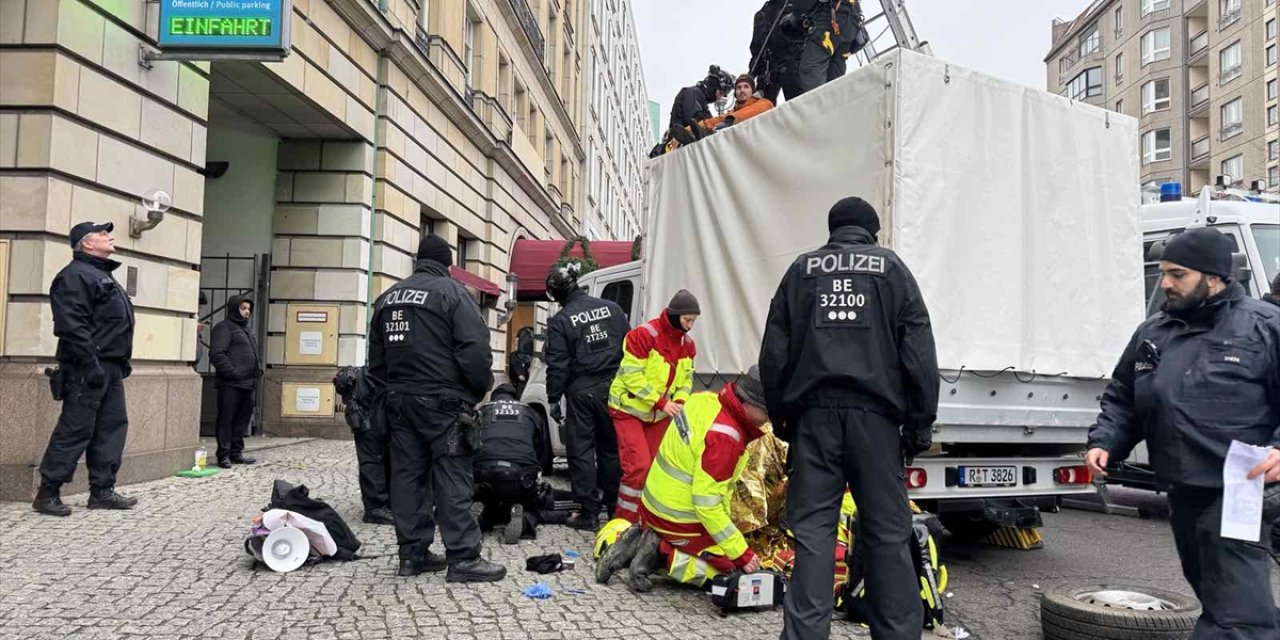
[1088, 283, 1280, 489]
[367, 260, 494, 404]
[545, 288, 628, 404]
[51, 253, 135, 366]
[210, 294, 261, 389]
[759, 226, 939, 431]
[475, 399, 541, 469]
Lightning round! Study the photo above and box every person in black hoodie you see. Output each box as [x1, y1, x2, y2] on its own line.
[34, 221, 138, 516]
[209, 294, 261, 468]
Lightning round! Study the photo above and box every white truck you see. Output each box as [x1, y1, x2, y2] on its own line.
[1103, 187, 1280, 490]
[527, 50, 1146, 538]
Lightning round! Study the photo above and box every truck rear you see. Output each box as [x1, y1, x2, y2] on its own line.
[611, 50, 1145, 536]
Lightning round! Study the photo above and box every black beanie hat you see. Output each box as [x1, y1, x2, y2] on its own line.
[734, 365, 766, 410]
[492, 383, 519, 401]
[668, 289, 701, 315]
[828, 196, 881, 236]
[417, 234, 452, 266]
[1162, 228, 1233, 279]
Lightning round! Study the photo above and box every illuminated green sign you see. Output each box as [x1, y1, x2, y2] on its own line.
[157, 0, 290, 56]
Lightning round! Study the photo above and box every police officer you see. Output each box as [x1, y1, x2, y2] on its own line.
[34, 222, 138, 516]
[473, 383, 544, 545]
[333, 365, 394, 525]
[1087, 228, 1280, 638]
[760, 197, 939, 640]
[754, 0, 845, 103]
[667, 66, 734, 146]
[545, 263, 629, 531]
[367, 234, 505, 582]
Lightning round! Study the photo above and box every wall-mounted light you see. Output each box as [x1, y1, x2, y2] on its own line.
[130, 189, 171, 239]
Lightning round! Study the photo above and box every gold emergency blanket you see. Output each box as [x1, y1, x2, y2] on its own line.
[731, 432, 797, 571]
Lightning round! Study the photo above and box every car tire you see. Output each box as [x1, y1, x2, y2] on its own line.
[1040, 583, 1200, 640]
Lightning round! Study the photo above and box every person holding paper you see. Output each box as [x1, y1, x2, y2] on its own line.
[1086, 227, 1280, 639]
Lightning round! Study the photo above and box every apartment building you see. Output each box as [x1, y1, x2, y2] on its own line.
[1046, 0, 1279, 193]
[0, 0, 586, 499]
[582, 0, 649, 241]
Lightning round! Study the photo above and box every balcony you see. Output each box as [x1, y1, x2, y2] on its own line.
[1188, 83, 1210, 115]
[508, 0, 545, 62]
[1189, 136, 1211, 168]
[1220, 121, 1243, 141]
[1219, 7, 1241, 31]
[1188, 31, 1209, 62]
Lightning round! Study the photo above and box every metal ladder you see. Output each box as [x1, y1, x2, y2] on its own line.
[853, 0, 932, 66]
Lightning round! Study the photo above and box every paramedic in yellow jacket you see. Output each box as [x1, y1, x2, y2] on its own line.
[597, 366, 770, 593]
[607, 290, 701, 524]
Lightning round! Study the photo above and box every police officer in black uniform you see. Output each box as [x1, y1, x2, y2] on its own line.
[1088, 228, 1280, 638]
[545, 263, 629, 531]
[367, 234, 505, 582]
[761, 197, 939, 640]
[474, 383, 544, 544]
[666, 66, 734, 146]
[34, 221, 138, 516]
[753, 0, 844, 103]
[333, 365, 394, 525]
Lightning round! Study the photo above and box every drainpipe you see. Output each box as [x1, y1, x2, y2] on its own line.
[365, 53, 386, 319]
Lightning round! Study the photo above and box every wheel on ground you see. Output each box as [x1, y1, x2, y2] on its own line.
[1040, 583, 1200, 640]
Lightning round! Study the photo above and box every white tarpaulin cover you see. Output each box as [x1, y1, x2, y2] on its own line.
[644, 51, 1143, 378]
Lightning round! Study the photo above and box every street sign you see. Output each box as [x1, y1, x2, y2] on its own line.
[156, 0, 292, 60]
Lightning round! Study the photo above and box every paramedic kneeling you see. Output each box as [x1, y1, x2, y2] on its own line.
[1087, 227, 1280, 639]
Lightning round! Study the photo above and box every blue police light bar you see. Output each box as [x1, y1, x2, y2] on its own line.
[1159, 182, 1182, 202]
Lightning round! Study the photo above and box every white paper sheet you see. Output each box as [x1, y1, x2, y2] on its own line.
[1221, 440, 1269, 542]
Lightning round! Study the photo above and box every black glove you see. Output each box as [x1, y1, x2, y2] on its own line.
[85, 361, 106, 389]
[550, 403, 564, 424]
[900, 422, 933, 465]
[120, 361, 132, 379]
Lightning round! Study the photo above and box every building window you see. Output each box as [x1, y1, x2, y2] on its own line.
[1221, 98, 1244, 138]
[1221, 154, 1243, 183]
[1066, 66, 1103, 100]
[1115, 6, 1124, 37]
[1269, 105, 1279, 126]
[1142, 28, 1171, 65]
[1269, 165, 1279, 189]
[1059, 56, 1071, 74]
[1268, 45, 1278, 67]
[1268, 19, 1277, 41]
[1143, 129, 1172, 163]
[1115, 53, 1124, 84]
[457, 238, 471, 268]
[1116, 99, 1125, 114]
[1079, 23, 1100, 57]
[1220, 41, 1243, 82]
[1270, 140, 1279, 160]
[463, 7, 477, 86]
[1219, 0, 1241, 29]
[1142, 78, 1171, 113]
[1270, 79, 1279, 100]
[1141, 0, 1169, 16]
[418, 0, 430, 32]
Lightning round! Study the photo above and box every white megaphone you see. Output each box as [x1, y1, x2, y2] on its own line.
[255, 526, 309, 573]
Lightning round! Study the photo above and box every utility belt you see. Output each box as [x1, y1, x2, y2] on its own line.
[389, 391, 482, 455]
[43, 360, 121, 401]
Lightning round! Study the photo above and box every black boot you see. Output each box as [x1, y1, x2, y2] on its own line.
[566, 511, 600, 532]
[217, 459, 232, 469]
[229, 454, 256, 465]
[624, 530, 662, 593]
[87, 488, 137, 510]
[397, 551, 448, 577]
[32, 487, 71, 517]
[501, 505, 524, 545]
[595, 524, 643, 584]
[363, 507, 395, 525]
[446, 557, 507, 583]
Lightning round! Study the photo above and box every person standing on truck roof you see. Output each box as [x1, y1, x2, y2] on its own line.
[761, 197, 939, 640]
[545, 263, 629, 532]
[366, 234, 505, 583]
[1087, 228, 1280, 639]
[608, 290, 701, 525]
[754, 0, 853, 103]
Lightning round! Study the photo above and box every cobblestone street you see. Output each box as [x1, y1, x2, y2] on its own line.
[2, 440, 1276, 640]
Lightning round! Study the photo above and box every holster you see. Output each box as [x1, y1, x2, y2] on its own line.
[441, 396, 481, 455]
[44, 367, 65, 402]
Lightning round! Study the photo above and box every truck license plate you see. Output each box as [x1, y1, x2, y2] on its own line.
[958, 466, 1017, 487]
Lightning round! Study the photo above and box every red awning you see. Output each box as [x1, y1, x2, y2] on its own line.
[509, 239, 636, 301]
[449, 265, 503, 297]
